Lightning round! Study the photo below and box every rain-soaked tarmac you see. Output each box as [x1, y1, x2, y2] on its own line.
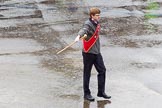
[0, 0, 162, 108]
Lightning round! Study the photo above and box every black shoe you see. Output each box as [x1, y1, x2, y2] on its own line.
[84, 94, 95, 101]
[97, 93, 111, 99]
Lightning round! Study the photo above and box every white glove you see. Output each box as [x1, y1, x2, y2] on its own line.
[74, 35, 80, 42]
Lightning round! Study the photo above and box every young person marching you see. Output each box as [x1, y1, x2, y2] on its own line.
[74, 7, 111, 101]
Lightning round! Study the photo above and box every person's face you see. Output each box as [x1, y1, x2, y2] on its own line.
[91, 14, 100, 21]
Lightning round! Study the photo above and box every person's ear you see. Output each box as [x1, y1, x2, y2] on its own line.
[91, 14, 94, 18]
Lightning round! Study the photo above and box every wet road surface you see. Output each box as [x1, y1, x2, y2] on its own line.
[0, 0, 162, 108]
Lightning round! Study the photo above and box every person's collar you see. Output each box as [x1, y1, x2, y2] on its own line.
[89, 18, 99, 25]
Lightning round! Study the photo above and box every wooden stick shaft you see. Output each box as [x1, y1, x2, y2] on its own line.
[56, 34, 87, 54]
[57, 41, 76, 54]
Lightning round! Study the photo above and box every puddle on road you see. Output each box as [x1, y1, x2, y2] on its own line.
[0, 38, 44, 55]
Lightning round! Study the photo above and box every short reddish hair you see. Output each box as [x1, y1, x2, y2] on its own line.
[89, 7, 101, 18]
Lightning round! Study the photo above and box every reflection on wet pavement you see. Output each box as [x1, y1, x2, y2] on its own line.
[83, 100, 111, 108]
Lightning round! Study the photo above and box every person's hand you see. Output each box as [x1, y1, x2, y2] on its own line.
[74, 35, 80, 42]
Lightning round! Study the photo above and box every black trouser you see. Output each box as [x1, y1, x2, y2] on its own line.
[82, 52, 106, 96]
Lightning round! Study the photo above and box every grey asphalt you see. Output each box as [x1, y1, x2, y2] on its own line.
[0, 0, 162, 108]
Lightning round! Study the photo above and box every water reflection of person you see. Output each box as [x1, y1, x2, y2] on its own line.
[74, 7, 111, 101]
[83, 100, 90, 108]
[83, 100, 111, 108]
[97, 100, 111, 108]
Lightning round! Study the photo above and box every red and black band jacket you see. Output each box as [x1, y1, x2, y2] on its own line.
[78, 18, 101, 54]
